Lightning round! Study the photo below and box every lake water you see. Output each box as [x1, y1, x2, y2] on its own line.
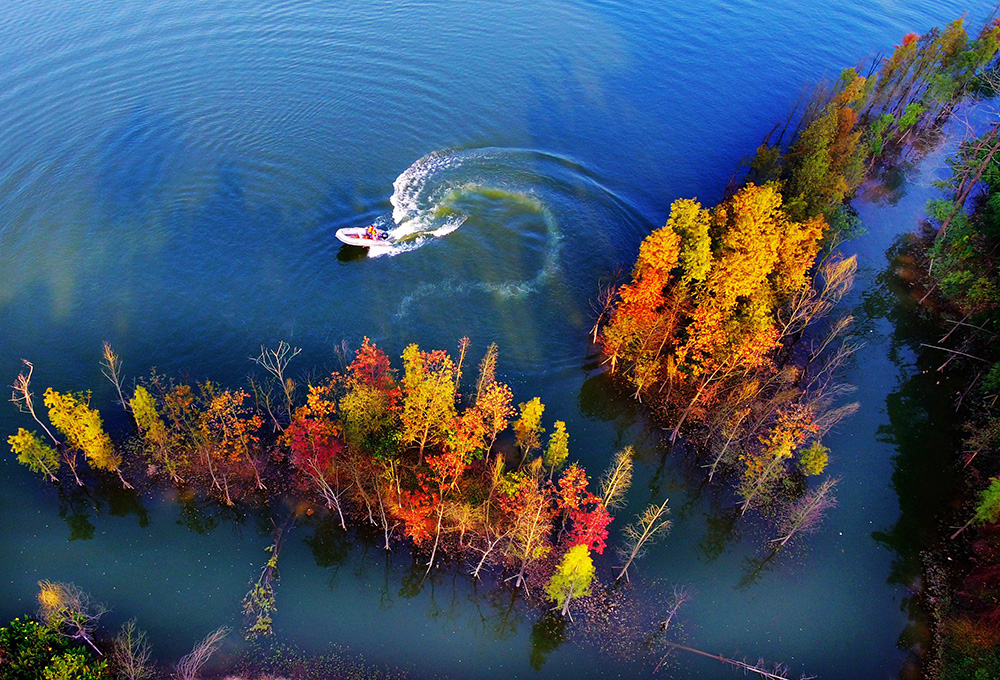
[0, 0, 993, 678]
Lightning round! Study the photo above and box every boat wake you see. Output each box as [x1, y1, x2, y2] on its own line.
[365, 147, 562, 258]
[353, 147, 641, 323]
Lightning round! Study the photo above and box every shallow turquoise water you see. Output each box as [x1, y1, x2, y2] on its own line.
[0, 0, 994, 678]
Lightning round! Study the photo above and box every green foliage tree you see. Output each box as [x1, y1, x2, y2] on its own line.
[42, 649, 110, 680]
[951, 476, 1000, 539]
[0, 617, 108, 680]
[799, 441, 829, 476]
[545, 544, 595, 618]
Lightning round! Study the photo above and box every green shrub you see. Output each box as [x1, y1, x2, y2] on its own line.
[0, 617, 109, 680]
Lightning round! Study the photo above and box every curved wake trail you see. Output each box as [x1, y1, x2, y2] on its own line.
[360, 147, 641, 324]
[371, 147, 565, 259]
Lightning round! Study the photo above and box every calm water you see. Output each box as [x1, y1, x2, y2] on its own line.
[0, 0, 993, 678]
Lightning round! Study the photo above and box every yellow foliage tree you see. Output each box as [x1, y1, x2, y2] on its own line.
[8, 428, 60, 481]
[546, 544, 595, 618]
[129, 385, 181, 481]
[513, 397, 545, 458]
[43, 388, 127, 487]
[400, 344, 457, 464]
[543, 420, 569, 474]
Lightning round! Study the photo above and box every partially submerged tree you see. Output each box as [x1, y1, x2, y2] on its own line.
[100, 341, 128, 413]
[251, 340, 301, 429]
[545, 544, 595, 619]
[174, 626, 229, 680]
[111, 619, 153, 680]
[771, 478, 838, 547]
[615, 498, 672, 583]
[598, 446, 633, 509]
[44, 388, 129, 488]
[10, 360, 60, 445]
[37, 580, 106, 657]
[8, 427, 60, 482]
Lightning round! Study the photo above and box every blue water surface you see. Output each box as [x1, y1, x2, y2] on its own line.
[0, 0, 994, 678]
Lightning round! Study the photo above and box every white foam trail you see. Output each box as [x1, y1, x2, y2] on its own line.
[373, 149, 567, 289]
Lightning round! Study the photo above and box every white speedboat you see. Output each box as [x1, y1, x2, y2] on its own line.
[335, 226, 393, 248]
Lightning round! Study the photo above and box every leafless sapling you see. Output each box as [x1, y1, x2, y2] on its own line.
[771, 478, 838, 547]
[173, 626, 229, 680]
[37, 580, 107, 657]
[252, 340, 301, 428]
[100, 341, 129, 413]
[11, 360, 60, 445]
[111, 618, 153, 680]
[598, 445, 633, 510]
[615, 498, 672, 583]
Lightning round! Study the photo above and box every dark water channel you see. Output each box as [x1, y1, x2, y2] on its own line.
[0, 1, 995, 678]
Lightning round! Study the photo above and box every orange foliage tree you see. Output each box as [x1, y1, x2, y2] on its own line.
[601, 182, 826, 440]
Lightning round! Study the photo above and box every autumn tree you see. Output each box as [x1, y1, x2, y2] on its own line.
[8, 427, 60, 481]
[565, 498, 612, 554]
[129, 385, 180, 481]
[555, 464, 611, 554]
[44, 388, 128, 488]
[286, 378, 347, 529]
[545, 544, 595, 619]
[339, 338, 401, 460]
[599, 214, 683, 387]
[514, 397, 545, 459]
[543, 421, 569, 476]
[401, 344, 457, 464]
[600, 182, 827, 439]
[476, 380, 516, 453]
[783, 72, 868, 221]
[423, 410, 481, 571]
[194, 384, 265, 504]
[504, 460, 554, 592]
[738, 405, 818, 515]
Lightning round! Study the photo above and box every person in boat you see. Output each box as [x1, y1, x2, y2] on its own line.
[365, 224, 379, 240]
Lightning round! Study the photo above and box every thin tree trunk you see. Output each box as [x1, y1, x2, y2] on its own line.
[670, 363, 725, 442]
[425, 502, 445, 575]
